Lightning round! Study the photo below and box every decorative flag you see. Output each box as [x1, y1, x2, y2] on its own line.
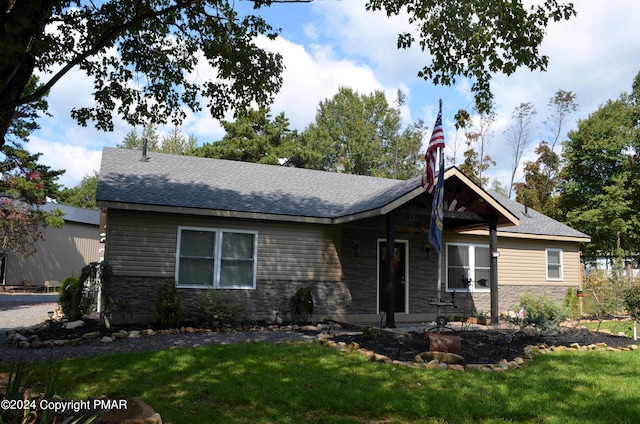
[421, 102, 445, 193]
[428, 153, 445, 254]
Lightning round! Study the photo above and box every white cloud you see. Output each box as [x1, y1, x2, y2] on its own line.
[26, 1, 640, 193]
[28, 136, 102, 188]
[256, 35, 385, 131]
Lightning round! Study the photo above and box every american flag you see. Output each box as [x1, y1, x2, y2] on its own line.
[421, 103, 445, 193]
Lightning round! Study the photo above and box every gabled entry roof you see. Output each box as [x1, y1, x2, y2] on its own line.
[96, 147, 518, 228]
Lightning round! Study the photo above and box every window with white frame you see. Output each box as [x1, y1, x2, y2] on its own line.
[546, 248, 563, 280]
[176, 227, 257, 289]
[446, 243, 490, 292]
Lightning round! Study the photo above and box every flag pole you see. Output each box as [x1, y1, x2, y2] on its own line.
[436, 99, 443, 307]
[435, 146, 444, 324]
[425, 99, 446, 328]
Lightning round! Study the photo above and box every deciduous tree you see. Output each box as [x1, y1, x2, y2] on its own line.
[457, 110, 496, 187]
[558, 73, 640, 261]
[505, 102, 536, 197]
[0, 0, 283, 149]
[514, 90, 577, 216]
[0, 1, 576, 149]
[0, 147, 64, 259]
[366, 0, 576, 114]
[302, 87, 421, 179]
[57, 171, 99, 210]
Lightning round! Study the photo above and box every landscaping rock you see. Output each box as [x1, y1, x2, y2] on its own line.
[96, 397, 162, 424]
[82, 331, 101, 340]
[65, 320, 85, 330]
[415, 351, 464, 364]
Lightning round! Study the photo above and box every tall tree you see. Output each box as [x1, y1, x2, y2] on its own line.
[458, 110, 496, 187]
[543, 89, 578, 150]
[196, 107, 299, 165]
[1, 76, 64, 260]
[513, 141, 561, 218]
[458, 144, 495, 188]
[302, 87, 421, 179]
[505, 102, 537, 197]
[514, 90, 577, 215]
[1, 146, 64, 259]
[160, 127, 198, 155]
[117, 123, 160, 151]
[0, 1, 576, 149]
[558, 73, 640, 261]
[57, 171, 99, 210]
[118, 124, 198, 154]
[0, 0, 283, 150]
[367, 0, 576, 114]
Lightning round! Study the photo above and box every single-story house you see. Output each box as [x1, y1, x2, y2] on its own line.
[1, 203, 101, 290]
[95, 147, 590, 325]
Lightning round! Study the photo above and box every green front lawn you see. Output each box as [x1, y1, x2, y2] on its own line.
[4, 342, 640, 423]
[580, 319, 639, 338]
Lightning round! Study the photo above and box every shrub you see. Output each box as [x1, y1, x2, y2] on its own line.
[582, 269, 628, 318]
[152, 280, 185, 326]
[194, 290, 251, 332]
[57, 275, 87, 320]
[361, 325, 377, 341]
[289, 286, 314, 323]
[623, 284, 640, 321]
[508, 291, 567, 333]
[564, 286, 580, 319]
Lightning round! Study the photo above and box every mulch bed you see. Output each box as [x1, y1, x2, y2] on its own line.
[17, 319, 640, 365]
[330, 327, 639, 364]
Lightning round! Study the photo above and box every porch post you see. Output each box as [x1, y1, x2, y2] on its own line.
[385, 213, 396, 328]
[489, 216, 499, 324]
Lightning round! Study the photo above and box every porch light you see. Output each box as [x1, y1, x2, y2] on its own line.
[353, 240, 360, 257]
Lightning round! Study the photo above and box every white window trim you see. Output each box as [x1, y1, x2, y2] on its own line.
[546, 248, 563, 281]
[175, 226, 258, 289]
[445, 242, 490, 293]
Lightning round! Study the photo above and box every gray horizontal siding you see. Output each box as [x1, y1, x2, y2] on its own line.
[105, 210, 343, 282]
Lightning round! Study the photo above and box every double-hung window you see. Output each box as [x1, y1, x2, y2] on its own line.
[546, 249, 563, 280]
[446, 243, 490, 292]
[176, 227, 257, 289]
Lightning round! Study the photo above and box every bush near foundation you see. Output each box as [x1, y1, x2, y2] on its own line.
[152, 280, 184, 326]
[193, 290, 251, 332]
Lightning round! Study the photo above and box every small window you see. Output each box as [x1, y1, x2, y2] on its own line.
[176, 227, 257, 289]
[446, 243, 490, 292]
[546, 249, 563, 280]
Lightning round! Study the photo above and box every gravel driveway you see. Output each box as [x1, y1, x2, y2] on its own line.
[0, 293, 58, 342]
[0, 292, 315, 365]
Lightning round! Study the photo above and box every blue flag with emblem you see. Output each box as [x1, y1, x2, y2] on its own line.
[429, 151, 445, 254]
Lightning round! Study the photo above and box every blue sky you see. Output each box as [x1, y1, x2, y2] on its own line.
[30, 1, 640, 190]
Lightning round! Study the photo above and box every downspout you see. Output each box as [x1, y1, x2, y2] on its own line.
[489, 216, 499, 324]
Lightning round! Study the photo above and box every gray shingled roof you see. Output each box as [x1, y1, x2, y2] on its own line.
[488, 191, 590, 240]
[96, 147, 422, 219]
[96, 148, 589, 240]
[40, 203, 99, 226]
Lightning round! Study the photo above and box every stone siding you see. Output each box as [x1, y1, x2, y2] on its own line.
[109, 276, 351, 322]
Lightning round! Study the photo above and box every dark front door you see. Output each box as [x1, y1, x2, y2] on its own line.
[378, 241, 407, 313]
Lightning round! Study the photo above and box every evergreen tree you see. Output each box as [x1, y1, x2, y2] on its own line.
[196, 108, 299, 165]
